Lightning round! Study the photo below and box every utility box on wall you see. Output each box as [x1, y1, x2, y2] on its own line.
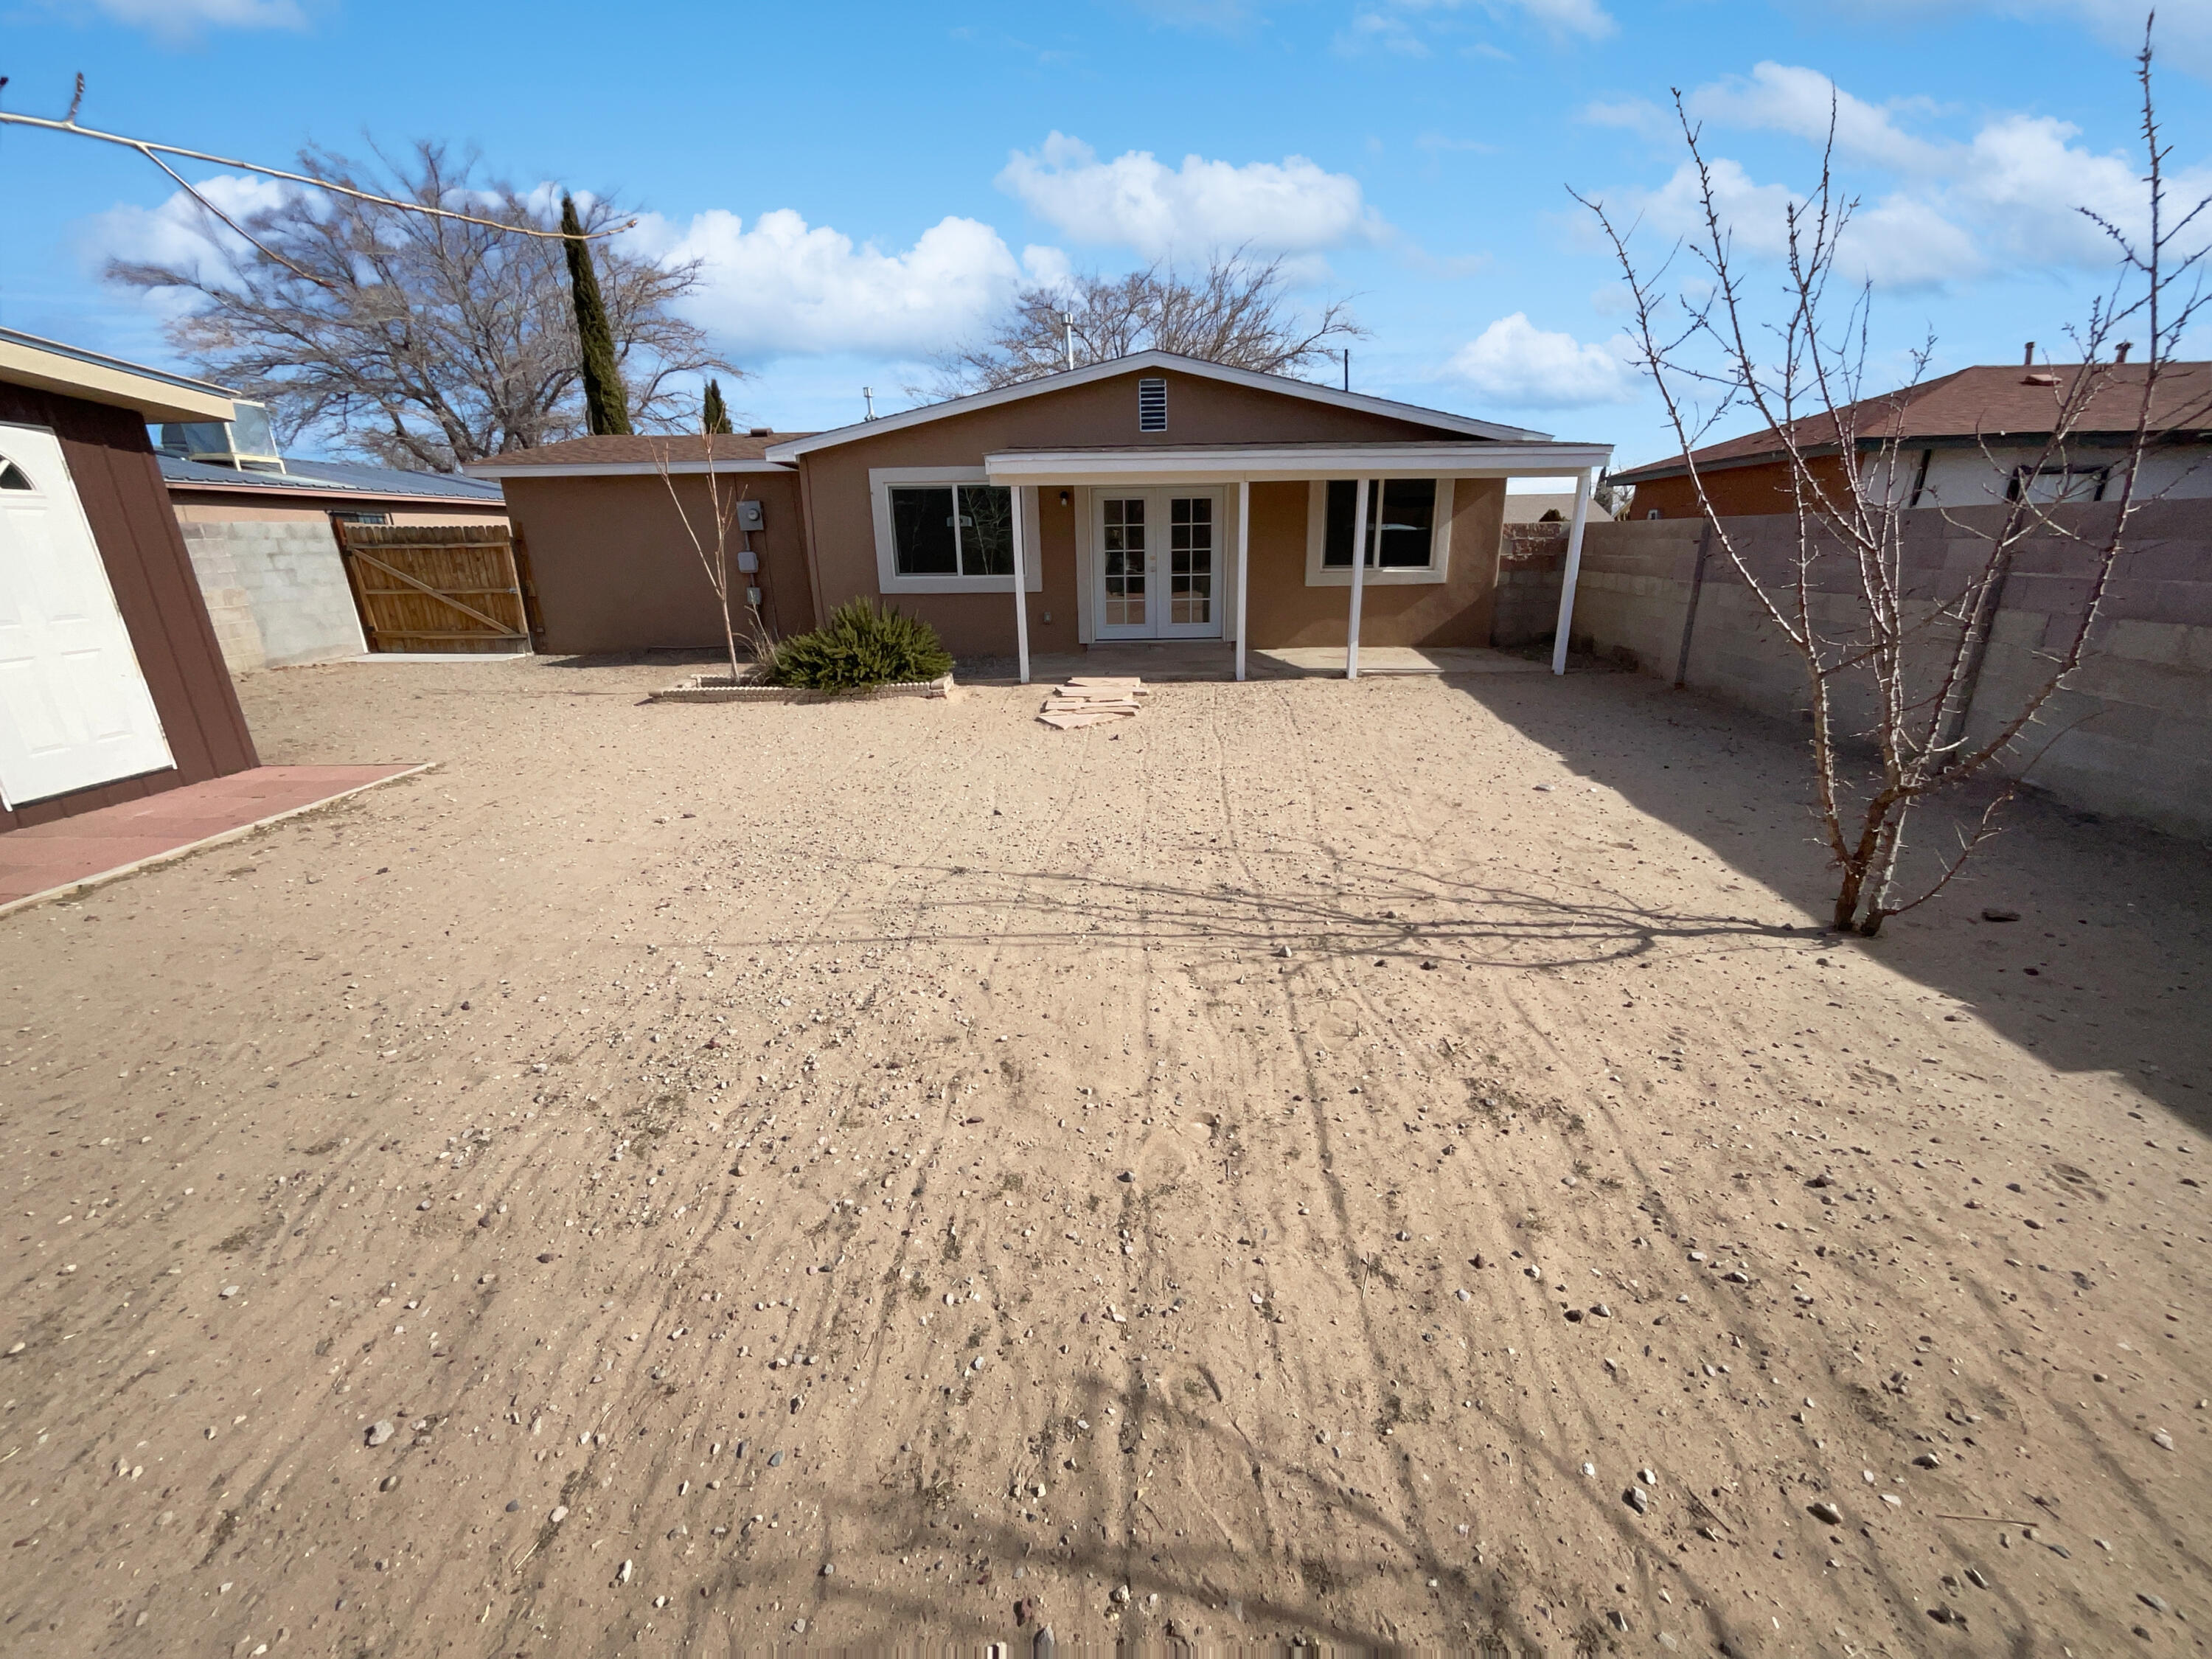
[736, 500, 766, 532]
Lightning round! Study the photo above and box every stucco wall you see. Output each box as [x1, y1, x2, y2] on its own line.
[795, 366, 1512, 656]
[1239, 476, 1507, 649]
[178, 518, 368, 672]
[1562, 501, 2212, 840]
[501, 470, 813, 655]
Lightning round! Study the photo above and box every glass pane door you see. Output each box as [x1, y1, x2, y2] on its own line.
[1101, 496, 1147, 630]
[1166, 495, 1214, 632]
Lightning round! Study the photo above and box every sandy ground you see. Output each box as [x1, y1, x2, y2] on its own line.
[2, 654, 2208, 1657]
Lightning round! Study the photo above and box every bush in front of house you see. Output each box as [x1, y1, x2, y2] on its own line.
[767, 597, 953, 692]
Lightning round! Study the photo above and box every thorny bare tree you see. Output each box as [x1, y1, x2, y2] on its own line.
[931, 250, 1365, 395]
[649, 416, 773, 690]
[1576, 18, 2210, 936]
[109, 141, 734, 470]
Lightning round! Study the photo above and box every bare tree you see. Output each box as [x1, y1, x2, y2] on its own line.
[1576, 17, 2209, 936]
[933, 251, 1364, 395]
[649, 414, 773, 690]
[108, 140, 734, 470]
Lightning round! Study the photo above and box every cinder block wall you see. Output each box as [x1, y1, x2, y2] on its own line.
[180, 521, 368, 672]
[1492, 524, 1570, 647]
[1560, 501, 2212, 840]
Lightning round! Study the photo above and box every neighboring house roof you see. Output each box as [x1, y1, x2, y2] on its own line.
[465, 433, 815, 478]
[160, 453, 507, 506]
[1613, 361, 2212, 484]
[764, 349, 1553, 461]
[0, 325, 234, 423]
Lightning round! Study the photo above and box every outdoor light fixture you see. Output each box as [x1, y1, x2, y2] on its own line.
[1059, 490, 1071, 506]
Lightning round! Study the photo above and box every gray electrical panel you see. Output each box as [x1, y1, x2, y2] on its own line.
[736, 500, 766, 532]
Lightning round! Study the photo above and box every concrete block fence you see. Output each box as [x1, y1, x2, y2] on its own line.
[1503, 501, 2212, 841]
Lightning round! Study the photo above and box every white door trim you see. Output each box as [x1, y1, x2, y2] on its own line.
[1089, 487, 1226, 641]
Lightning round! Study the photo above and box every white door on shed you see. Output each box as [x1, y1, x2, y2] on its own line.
[0, 423, 175, 809]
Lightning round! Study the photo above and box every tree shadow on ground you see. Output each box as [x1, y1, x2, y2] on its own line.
[760, 855, 1791, 977]
[1442, 669, 2212, 1133]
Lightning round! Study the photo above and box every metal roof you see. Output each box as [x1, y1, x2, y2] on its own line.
[159, 454, 506, 503]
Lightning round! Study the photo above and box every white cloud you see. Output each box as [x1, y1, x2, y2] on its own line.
[1814, 0, 2211, 79]
[1609, 60, 2212, 291]
[996, 132, 1387, 260]
[1686, 63, 1941, 171]
[1492, 0, 1615, 38]
[656, 209, 1036, 359]
[78, 172, 293, 287]
[69, 0, 307, 44]
[1448, 313, 1639, 407]
[1375, 0, 1616, 44]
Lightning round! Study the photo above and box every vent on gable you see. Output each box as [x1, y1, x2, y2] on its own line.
[1138, 377, 1168, 432]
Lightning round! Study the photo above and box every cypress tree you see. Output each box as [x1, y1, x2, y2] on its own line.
[560, 193, 631, 436]
[701, 378, 734, 435]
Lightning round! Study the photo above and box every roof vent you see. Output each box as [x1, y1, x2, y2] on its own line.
[1138, 377, 1167, 433]
[748, 426, 772, 437]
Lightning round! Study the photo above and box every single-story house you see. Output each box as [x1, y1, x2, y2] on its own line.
[157, 418, 509, 672]
[0, 327, 258, 829]
[1614, 358, 2212, 519]
[469, 351, 1613, 678]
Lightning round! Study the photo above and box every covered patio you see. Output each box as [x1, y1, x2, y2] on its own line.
[983, 439, 1610, 684]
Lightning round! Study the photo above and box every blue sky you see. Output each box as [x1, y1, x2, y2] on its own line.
[2, 0, 2205, 473]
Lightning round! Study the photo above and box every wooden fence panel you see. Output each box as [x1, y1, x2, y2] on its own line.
[336, 523, 530, 654]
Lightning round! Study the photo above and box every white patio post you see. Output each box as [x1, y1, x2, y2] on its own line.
[1346, 477, 1371, 680]
[1234, 479, 1251, 683]
[1549, 467, 1596, 676]
[1010, 483, 1031, 686]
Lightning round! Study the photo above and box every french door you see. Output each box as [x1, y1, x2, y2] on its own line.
[1093, 489, 1222, 640]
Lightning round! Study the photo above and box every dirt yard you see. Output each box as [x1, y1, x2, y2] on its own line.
[2, 655, 2207, 1655]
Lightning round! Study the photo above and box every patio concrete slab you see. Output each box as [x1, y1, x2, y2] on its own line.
[1012, 641, 1551, 682]
[0, 763, 429, 914]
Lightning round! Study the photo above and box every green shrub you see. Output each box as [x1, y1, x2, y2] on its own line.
[767, 597, 953, 692]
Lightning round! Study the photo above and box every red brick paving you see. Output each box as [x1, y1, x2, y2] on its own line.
[0, 764, 423, 910]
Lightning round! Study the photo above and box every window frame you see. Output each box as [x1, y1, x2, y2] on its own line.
[1303, 477, 1454, 586]
[869, 467, 1042, 594]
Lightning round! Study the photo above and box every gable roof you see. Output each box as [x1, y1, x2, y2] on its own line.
[1613, 361, 2212, 484]
[764, 350, 1549, 461]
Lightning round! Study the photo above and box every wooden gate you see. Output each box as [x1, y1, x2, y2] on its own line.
[336, 522, 532, 654]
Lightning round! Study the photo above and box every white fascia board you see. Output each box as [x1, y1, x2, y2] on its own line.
[984, 442, 1613, 483]
[462, 459, 795, 479]
[764, 350, 1551, 461]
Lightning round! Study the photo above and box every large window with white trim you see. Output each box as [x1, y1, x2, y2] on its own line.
[888, 483, 1014, 577]
[1322, 479, 1440, 568]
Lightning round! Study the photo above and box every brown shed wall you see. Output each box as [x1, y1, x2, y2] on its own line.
[795, 366, 1498, 656]
[0, 386, 258, 831]
[1629, 455, 1852, 520]
[498, 469, 813, 655]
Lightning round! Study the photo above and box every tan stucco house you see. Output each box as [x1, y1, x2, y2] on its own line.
[469, 351, 1612, 678]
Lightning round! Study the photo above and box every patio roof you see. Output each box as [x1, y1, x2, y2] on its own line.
[982, 439, 1612, 484]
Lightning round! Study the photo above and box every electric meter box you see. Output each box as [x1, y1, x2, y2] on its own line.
[735, 500, 766, 532]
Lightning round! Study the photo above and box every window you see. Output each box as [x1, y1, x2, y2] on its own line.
[0, 459, 33, 491]
[2009, 465, 2108, 504]
[888, 483, 1013, 577]
[1138, 377, 1167, 432]
[331, 510, 389, 526]
[1323, 479, 1439, 568]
